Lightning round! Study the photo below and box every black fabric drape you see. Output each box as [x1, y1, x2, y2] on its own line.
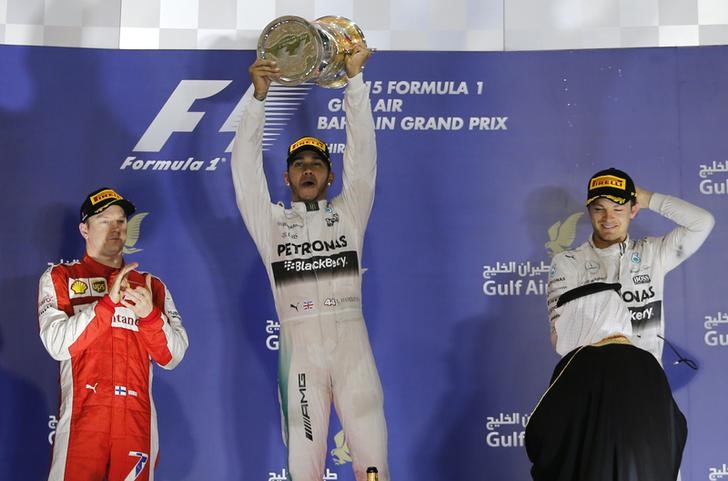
[525, 343, 686, 481]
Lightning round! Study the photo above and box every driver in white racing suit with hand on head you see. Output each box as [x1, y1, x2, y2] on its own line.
[230, 46, 390, 481]
[548, 167, 715, 362]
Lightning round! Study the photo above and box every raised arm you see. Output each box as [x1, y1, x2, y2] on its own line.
[230, 59, 281, 255]
[338, 45, 377, 228]
[638, 187, 715, 271]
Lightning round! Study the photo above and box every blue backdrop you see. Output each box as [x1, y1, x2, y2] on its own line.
[1, 44, 727, 480]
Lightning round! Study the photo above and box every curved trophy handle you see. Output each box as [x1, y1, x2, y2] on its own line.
[314, 16, 368, 88]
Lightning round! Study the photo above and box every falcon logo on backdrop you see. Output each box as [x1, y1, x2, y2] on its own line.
[330, 429, 352, 465]
[545, 212, 583, 257]
[122, 80, 311, 173]
[122, 212, 149, 255]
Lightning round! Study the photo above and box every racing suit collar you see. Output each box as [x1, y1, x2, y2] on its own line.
[588, 234, 630, 255]
[291, 199, 329, 213]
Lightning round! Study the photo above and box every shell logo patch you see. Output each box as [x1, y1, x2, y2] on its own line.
[70, 280, 89, 295]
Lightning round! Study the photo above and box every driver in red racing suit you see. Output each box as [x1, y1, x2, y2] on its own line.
[38, 188, 189, 481]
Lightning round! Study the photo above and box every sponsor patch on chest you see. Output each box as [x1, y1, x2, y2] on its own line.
[632, 274, 651, 284]
[111, 307, 139, 331]
[68, 277, 108, 298]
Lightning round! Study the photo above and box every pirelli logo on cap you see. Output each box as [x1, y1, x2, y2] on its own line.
[90, 189, 122, 205]
[589, 175, 626, 190]
[289, 137, 327, 154]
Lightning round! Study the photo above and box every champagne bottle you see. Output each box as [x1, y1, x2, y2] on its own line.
[366, 466, 378, 481]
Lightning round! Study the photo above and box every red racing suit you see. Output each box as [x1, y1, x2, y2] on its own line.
[38, 254, 188, 481]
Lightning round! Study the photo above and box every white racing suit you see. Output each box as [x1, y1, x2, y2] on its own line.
[231, 74, 389, 481]
[548, 193, 714, 362]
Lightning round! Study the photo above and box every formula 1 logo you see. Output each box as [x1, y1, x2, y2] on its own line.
[545, 212, 583, 257]
[134, 80, 236, 153]
[125, 80, 311, 173]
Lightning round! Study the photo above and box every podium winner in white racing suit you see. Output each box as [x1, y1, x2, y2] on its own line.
[231, 47, 389, 481]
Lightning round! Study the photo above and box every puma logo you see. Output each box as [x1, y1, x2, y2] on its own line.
[85, 383, 98, 393]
